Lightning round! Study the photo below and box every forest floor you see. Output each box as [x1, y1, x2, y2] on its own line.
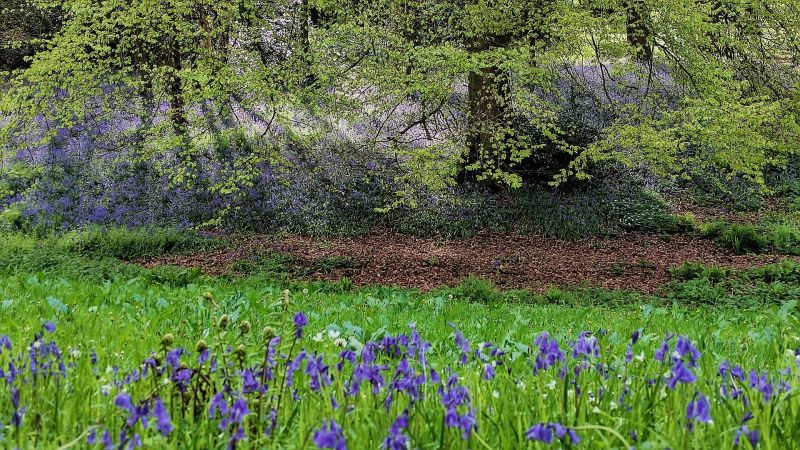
[138, 231, 793, 293]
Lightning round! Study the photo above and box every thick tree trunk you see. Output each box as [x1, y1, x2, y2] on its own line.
[461, 35, 512, 184]
[624, 0, 652, 62]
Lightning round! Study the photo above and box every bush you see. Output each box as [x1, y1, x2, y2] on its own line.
[610, 189, 682, 234]
[717, 224, 766, 254]
[699, 220, 729, 239]
[451, 276, 501, 303]
[230, 252, 296, 276]
[61, 226, 222, 260]
[669, 262, 731, 283]
[765, 221, 800, 255]
[506, 184, 619, 239]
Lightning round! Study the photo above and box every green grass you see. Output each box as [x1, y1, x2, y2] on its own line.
[1, 232, 800, 448]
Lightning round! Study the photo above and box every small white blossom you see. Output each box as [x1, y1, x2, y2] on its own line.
[327, 330, 341, 340]
[312, 332, 324, 342]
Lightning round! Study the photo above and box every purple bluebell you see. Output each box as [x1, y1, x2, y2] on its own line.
[675, 336, 701, 367]
[748, 370, 774, 402]
[382, 410, 409, 450]
[165, 348, 184, 369]
[209, 392, 228, 419]
[100, 430, 113, 449]
[572, 331, 600, 360]
[686, 393, 712, 430]
[306, 353, 332, 392]
[313, 419, 346, 450]
[667, 360, 696, 389]
[152, 398, 173, 436]
[43, 322, 56, 333]
[533, 332, 564, 374]
[526, 422, 580, 445]
[451, 325, 470, 365]
[286, 350, 308, 388]
[735, 426, 759, 448]
[198, 349, 210, 365]
[0, 335, 11, 353]
[337, 349, 356, 372]
[10, 387, 25, 428]
[654, 334, 673, 362]
[483, 363, 496, 381]
[294, 312, 308, 339]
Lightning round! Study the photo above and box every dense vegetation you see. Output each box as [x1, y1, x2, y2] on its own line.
[2, 1, 800, 449]
[0, 231, 799, 448]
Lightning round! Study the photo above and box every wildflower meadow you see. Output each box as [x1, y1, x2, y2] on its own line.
[4, 0, 800, 448]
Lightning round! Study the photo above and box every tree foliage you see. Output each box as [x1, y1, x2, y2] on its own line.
[1, 0, 799, 205]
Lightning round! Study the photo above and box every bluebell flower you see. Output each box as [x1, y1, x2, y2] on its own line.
[483, 363, 496, 381]
[572, 331, 600, 360]
[165, 348, 184, 369]
[209, 392, 228, 419]
[242, 368, 262, 394]
[10, 388, 25, 428]
[676, 336, 701, 367]
[43, 322, 56, 333]
[294, 312, 308, 339]
[152, 398, 173, 436]
[654, 334, 673, 362]
[313, 419, 346, 450]
[198, 349, 210, 365]
[382, 410, 409, 450]
[686, 393, 712, 430]
[748, 370, 774, 402]
[735, 426, 759, 448]
[306, 353, 332, 392]
[0, 335, 11, 353]
[451, 325, 470, 365]
[534, 332, 564, 374]
[667, 360, 696, 389]
[631, 329, 640, 344]
[526, 422, 580, 445]
[337, 349, 356, 372]
[286, 350, 308, 388]
[97, 429, 112, 449]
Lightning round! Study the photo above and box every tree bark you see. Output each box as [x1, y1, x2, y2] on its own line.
[461, 34, 513, 184]
[623, 0, 652, 62]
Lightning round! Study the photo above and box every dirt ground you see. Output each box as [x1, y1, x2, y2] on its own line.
[138, 231, 793, 293]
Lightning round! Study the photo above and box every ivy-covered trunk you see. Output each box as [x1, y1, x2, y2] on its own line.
[462, 34, 513, 184]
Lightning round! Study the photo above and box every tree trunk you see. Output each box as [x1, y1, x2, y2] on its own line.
[461, 35, 512, 184]
[624, 0, 652, 62]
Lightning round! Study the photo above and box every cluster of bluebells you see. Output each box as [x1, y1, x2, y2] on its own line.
[1, 314, 800, 449]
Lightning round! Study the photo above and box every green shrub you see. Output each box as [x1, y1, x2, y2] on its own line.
[765, 221, 800, 255]
[506, 185, 618, 239]
[313, 255, 363, 273]
[699, 220, 729, 238]
[673, 213, 698, 233]
[789, 196, 800, 212]
[717, 224, 766, 254]
[451, 276, 501, 303]
[611, 189, 681, 234]
[230, 251, 296, 275]
[669, 262, 731, 283]
[61, 226, 222, 260]
[0, 205, 23, 231]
